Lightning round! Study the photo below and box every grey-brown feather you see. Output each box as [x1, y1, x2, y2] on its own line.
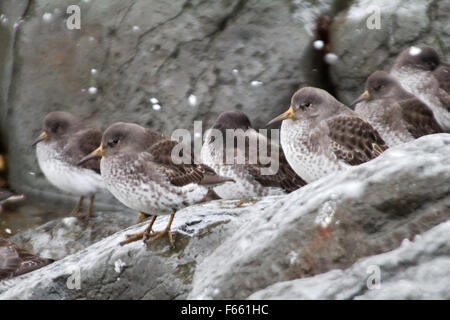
[325, 116, 388, 166]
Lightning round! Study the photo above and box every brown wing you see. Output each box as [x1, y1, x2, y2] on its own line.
[326, 116, 388, 166]
[246, 135, 306, 192]
[0, 238, 54, 280]
[65, 128, 102, 173]
[148, 138, 231, 187]
[399, 98, 443, 138]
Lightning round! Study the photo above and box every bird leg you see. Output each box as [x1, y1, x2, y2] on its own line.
[84, 195, 95, 221]
[120, 215, 157, 246]
[144, 213, 175, 248]
[70, 196, 84, 216]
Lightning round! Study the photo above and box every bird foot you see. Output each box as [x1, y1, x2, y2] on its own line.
[143, 229, 175, 249]
[120, 229, 156, 246]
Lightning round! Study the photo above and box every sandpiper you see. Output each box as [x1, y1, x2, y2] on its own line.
[390, 46, 450, 131]
[201, 111, 306, 199]
[32, 111, 104, 220]
[267, 87, 388, 183]
[0, 237, 54, 280]
[352, 71, 443, 146]
[78, 122, 234, 248]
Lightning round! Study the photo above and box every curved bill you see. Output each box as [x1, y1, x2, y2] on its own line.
[31, 131, 48, 147]
[350, 90, 370, 108]
[266, 107, 295, 127]
[77, 145, 104, 166]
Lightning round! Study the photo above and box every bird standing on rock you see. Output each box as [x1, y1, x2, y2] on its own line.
[390, 46, 450, 131]
[267, 87, 388, 183]
[201, 111, 306, 199]
[32, 111, 104, 220]
[78, 122, 234, 248]
[352, 71, 443, 146]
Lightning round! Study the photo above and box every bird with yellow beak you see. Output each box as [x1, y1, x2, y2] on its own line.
[32, 111, 104, 220]
[78, 122, 234, 248]
[267, 87, 388, 183]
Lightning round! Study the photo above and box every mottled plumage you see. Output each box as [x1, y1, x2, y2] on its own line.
[201, 111, 306, 199]
[33, 111, 104, 219]
[353, 71, 442, 146]
[267, 87, 388, 183]
[0, 238, 53, 280]
[391, 46, 450, 131]
[78, 122, 233, 247]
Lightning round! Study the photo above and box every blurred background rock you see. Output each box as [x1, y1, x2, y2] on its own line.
[0, 0, 448, 208]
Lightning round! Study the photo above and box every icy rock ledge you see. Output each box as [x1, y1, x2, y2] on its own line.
[1, 134, 449, 299]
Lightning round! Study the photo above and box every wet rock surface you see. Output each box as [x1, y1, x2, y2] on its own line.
[248, 221, 450, 300]
[0, 134, 449, 299]
[329, 0, 450, 105]
[0, 0, 340, 200]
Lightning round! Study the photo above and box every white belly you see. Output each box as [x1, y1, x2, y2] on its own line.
[101, 158, 207, 215]
[36, 142, 104, 196]
[280, 120, 348, 183]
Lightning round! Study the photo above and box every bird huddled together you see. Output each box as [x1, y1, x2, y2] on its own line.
[31, 46, 449, 249]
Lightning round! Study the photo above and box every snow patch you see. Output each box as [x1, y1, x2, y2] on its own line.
[114, 259, 126, 273]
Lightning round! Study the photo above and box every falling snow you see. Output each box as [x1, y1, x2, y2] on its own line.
[409, 46, 422, 56]
[152, 104, 161, 111]
[324, 53, 339, 65]
[88, 87, 98, 95]
[188, 94, 197, 106]
[42, 13, 53, 23]
[250, 80, 263, 87]
[114, 259, 126, 273]
[90, 69, 98, 76]
[313, 40, 324, 50]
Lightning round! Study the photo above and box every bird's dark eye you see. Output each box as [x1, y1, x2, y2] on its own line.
[303, 102, 311, 108]
[108, 138, 119, 147]
[374, 85, 382, 91]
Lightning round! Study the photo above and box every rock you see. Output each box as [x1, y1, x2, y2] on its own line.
[0, 198, 266, 299]
[0, 0, 340, 204]
[248, 221, 450, 300]
[10, 210, 137, 260]
[0, 134, 449, 299]
[328, 0, 450, 105]
[188, 134, 450, 299]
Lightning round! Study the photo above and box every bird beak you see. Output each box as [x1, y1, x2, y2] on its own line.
[266, 106, 295, 126]
[77, 145, 104, 166]
[350, 90, 370, 108]
[31, 131, 49, 146]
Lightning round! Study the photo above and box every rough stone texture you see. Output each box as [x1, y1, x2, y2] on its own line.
[0, 198, 264, 299]
[10, 210, 136, 260]
[0, 0, 340, 204]
[329, 0, 450, 105]
[189, 134, 450, 299]
[0, 134, 449, 299]
[248, 221, 450, 300]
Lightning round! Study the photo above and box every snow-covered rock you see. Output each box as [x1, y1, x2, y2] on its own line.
[248, 221, 450, 300]
[1, 134, 449, 299]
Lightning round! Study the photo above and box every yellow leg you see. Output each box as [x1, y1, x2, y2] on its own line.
[70, 196, 84, 216]
[144, 213, 175, 248]
[84, 195, 95, 221]
[120, 215, 157, 246]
